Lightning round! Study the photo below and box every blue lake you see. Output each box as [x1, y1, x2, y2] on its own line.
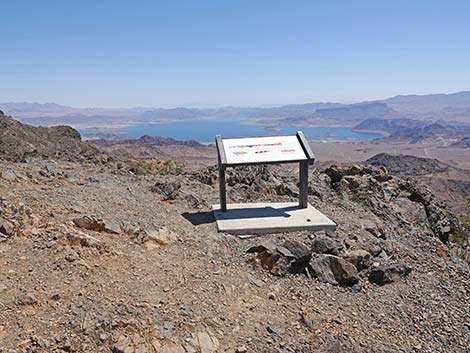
[81, 119, 384, 143]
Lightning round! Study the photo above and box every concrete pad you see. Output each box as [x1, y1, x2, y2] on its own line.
[212, 202, 336, 235]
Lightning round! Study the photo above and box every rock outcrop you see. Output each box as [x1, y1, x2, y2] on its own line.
[0, 113, 96, 162]
[365, 153, 449, 176]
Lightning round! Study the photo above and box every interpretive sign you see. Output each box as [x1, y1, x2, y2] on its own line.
[222, 135, 308, 165]
[215, 131, 315, 211]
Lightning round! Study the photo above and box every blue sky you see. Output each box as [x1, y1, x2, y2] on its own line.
[1, 0, 469, 107]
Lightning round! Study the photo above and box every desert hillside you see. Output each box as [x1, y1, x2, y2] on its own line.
[0, 114, 469, 352]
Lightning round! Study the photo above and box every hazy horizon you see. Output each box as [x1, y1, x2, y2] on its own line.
[2, 89, 470, 110]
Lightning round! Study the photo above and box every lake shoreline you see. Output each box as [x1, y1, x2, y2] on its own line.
[80, 119, 387, 143]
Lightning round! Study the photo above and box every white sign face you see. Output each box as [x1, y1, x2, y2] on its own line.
[222, 135, 307, 164]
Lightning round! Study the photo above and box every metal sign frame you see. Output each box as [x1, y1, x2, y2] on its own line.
[215, 131, 315, 211]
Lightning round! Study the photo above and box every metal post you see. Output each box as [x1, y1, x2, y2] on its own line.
[219, 164, 227, 211]
[299, 160, 309, 208]
[215, 135, 228, 212]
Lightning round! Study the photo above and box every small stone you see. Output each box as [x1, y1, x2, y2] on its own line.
[248, 275, 264, 287]
[236, 345, 247, 353]
[144, 227, 177, 245]
[17, 293, 37, 306]
[266, 325, 284, 335]
[179, 304, 193, 317]
[50, 293, 61, 301]
[65, 250, 79, 262]
[103, 220, 122, 234]
[0, 218, 14, 236]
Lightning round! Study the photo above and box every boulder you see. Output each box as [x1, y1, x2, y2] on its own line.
[247, 240, 278, 254]
[282, 239, 311, 262]
[281, 239, 311, 272]
[311, 235, 343, 255]
[343, 249, 372, 270]
[310, 254, 359, 286]
[150, 180, 181, 200]
[369, 263, 412, 285]
[247, 239, 312, 275]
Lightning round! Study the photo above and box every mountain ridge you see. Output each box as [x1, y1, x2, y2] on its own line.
[3, 91, 470, 123]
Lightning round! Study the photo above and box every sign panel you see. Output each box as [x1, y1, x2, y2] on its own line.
[222, 135, 307, 165]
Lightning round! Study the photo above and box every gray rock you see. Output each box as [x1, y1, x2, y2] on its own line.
[369, 263, 412, 285]
[246, 240, 278, 254]
[178, 303, 193, 317]
[150, 180, 181, 200]
[282, 239, 311, 262]
[310, 254, 359, 286]
[248, 275, 264, 287]
[311, 235, 343, 255]
[281, 239, 311, 273]
[266, 325, 284, 335]
[0, 218, 14, 236]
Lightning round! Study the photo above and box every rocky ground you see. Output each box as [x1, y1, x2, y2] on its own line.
[1, 156, 469, 353]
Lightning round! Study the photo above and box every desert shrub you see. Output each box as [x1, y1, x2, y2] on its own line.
[133, 158, 184, 175]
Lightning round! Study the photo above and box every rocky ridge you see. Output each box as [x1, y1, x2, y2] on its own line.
[365, 153, 449, 176]
[0, 111, 96, 162]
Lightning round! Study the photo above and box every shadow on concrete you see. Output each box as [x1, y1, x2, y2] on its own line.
[214, 205, 297, 219]
[181, 211, 216, 226]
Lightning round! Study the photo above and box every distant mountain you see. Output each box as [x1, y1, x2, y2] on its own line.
[91, 135, 202, 148]
[0, 102, 75, 116]
[354, 118, 470, 143]
[354, 118, 430, 132]
[2, 91, 470, 129]
[382, 91, 470, 121]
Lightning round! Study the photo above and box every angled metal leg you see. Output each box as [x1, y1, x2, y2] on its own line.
[219, 165, 227, 211]
[299, 160, 309, 208]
